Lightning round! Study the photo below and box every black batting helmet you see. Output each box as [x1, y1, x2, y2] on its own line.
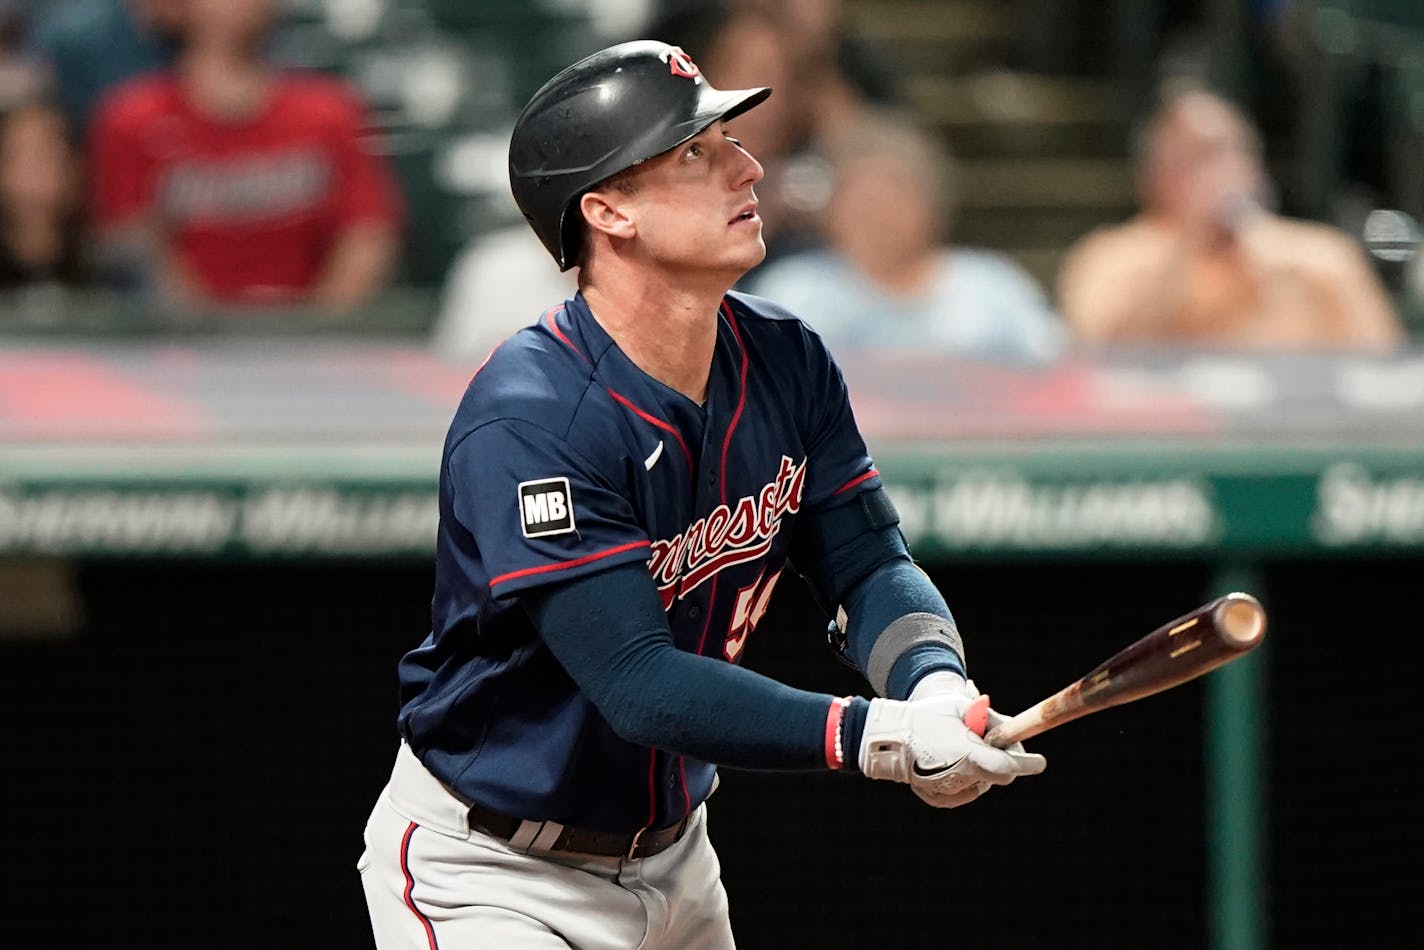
[508, 40, 771, 271]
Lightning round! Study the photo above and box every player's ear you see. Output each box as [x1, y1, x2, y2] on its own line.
[579, 189, 637, 242]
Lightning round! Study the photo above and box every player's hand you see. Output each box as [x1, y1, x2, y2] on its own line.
[908, 671, 1041, 767]
[858, 692, 1046, 809]
[907, 669, 976, 702]
[903, 671, 1041, 806]
[913, 694, 1046, 808]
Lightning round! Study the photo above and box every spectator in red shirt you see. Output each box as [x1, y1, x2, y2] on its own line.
[88, 0, 403, 316]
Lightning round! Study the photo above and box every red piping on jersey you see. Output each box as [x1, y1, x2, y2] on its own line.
[488, 540, 650, 588]
[717, 300, 749, 507]
[645, 751, 658, 829]
[682, 573, 719, 820]
[656, 302, 749, 823]
[690, 302, 749, 655]
[546, 305, 695, 473]
[544, 306, 588, 362]
[470, 339, 505, 380]
[691, 575, 720, 673]
[400, 822, 440, 950]
[544, 306, 694, 472]
[833, 469, 879, 496]
[606, 388, 694, 471]
[674, 300, 752, 822]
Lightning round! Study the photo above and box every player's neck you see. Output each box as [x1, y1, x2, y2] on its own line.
[581, 276, 723, 406]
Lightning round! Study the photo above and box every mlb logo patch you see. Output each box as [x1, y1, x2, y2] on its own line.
[518, 477, 576, 538]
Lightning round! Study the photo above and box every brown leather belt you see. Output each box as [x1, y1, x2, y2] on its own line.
[467, 803, 694, 860]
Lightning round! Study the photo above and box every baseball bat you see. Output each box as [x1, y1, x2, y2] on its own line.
[980, 592, 1267, 748]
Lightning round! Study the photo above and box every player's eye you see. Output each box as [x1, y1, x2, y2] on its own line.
[724, 135, 743, 148]
[684, 142, 704, 160]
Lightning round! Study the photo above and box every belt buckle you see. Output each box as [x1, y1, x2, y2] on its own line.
[626, 825, 648, 860]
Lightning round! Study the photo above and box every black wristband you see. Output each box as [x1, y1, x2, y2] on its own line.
[838, 697, 871, 774]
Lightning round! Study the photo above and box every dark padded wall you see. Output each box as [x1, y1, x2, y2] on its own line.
[3, 557, 1416, 948]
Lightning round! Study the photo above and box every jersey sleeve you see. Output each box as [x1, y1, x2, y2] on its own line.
[794, 323, 882, 511]
[447, 418, 653, 599]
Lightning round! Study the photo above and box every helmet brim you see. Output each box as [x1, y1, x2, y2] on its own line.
[629, 84, 772, 172]
[713, 85, 773, 125]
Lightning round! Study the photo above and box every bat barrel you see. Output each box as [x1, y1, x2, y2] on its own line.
[1216, 592, 1266, 648]
[982, 591, 1267, 749]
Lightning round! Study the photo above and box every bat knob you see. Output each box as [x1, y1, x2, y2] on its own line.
[964, 694, 990, 738]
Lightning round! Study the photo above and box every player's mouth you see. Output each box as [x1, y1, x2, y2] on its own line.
[729, 202, 759, 226]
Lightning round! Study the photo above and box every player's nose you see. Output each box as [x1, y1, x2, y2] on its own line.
[730, 141, 764, 189]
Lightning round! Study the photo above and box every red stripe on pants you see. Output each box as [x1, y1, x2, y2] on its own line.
[400, 822, 440, 950]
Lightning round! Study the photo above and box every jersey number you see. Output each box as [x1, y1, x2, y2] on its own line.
[725, 569, 782, 661]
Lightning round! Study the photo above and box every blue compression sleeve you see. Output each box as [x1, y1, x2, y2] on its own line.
[523, 561, 868, 771]
[794, 497, 965, 699]
[841, 554, 966, 699]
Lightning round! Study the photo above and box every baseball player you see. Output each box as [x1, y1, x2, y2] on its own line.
[358, 40, 1046, 949]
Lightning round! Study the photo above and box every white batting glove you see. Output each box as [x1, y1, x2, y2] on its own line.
[904, 671, 994, 806]
[908, 669, 976, 702]
[907, 672, 1046, 806]
[859, 689, 1046, 810]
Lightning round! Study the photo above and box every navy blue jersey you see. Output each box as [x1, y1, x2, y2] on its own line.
[398, 290, 882, 833]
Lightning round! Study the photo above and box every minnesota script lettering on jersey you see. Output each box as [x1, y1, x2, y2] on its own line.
[648, 454, 806, 609]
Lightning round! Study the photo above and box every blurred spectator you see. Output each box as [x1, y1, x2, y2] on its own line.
[88, 0, 404, 316]
[430, 215, 576, 363]
[644, 4, 814, 266]
[0, 97, 92, 291]
[1407, 243, 1424, 334]
[686, 7, 805, 173]
[739, 0, 904, 138]
[1, 2, 50, 111]
[432, 5, 825, 363]
[747, 109, 1066, 365]
[1056, 86, 1405, 350]
[745, 0, 906, 266]
[656, 0, 902, 118]
[29, 0, 185, 130]
[648, 1, 902, 268]
[754, 0, 906, 267]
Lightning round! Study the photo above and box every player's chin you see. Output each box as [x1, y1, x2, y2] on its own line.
[675, 232, 764, 278]
[727, 231, 767, 269]
[726, 250, 767, 282]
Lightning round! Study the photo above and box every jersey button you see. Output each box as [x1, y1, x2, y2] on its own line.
[687, 605, 702, 620]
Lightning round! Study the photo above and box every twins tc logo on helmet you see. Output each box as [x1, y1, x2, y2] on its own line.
[659, 46, 702, 83]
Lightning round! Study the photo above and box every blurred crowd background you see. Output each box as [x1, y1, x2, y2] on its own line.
[5, 5, 1424, 949]
[2, 0, 1422, 359]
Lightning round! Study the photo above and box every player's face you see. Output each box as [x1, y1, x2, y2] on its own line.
[618, 123, 767, 278]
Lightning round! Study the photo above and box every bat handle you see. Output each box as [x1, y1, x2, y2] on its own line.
[981, 701, 1044, 748]
[964, 694, 990, 738]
